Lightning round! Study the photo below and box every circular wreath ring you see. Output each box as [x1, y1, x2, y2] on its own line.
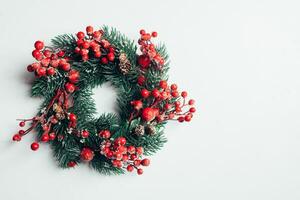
[12, 26, 196, 175]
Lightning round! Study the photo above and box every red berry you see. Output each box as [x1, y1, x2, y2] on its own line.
[128, 146, 136, 154]
[178, 116, 185, 122]
[82, 55, 89, 61]
[107, 52, 115, 61]
[137, 168, 143, 175]
[19, 121, 25, 127]
[93, 30, 101, 38]
[181, 91, 188, 98]
[68, 69, 80, 83]
[171, 84, 178, 90]
[185, 115, 192, 122]
[160, 91, 168, 100]
[86, 26, 94, 35]
[65, 82, 76, 93]
[107, 151, 113, 158]
[140, 29, 146, 35]
[47, 67, 56, 76]
[69, 113, 77, 122]
[141, 107, 156, 122]
[151, 32, 158, 37]
[137, 75, 146, 85]
[34, 41, 44, 50]
[134, 160, 141, 167]
[101, 57, 108, 64]
[152, 108, 159, 117]
[27, 65, 34, 72]
[141, 34, 151, 40]
[18, 130, 25, 135]
[12, 134, 21, 141]
[112, 159, 122, 168]
[141, 158, 150, 166]
[109, 47, 115, 53]
[32, 50, 42, 59]
[169, 113, 175, 119]
[141, 89, 150, 98]
[80, 148, 94, 161]
[60, 63, 71, 71]
[41, 134, 49, 142]
[164, 103, 172, 110]
[171, 91, 179, 97]
[50, 59, 59, 68]
[42, 125, 49, 132]
[81, 41, 90, 49]
[80, 48, 89, 56]
[74, 47, 81, 54]
[115, 152, 123, 160]
[152, 88, 160, 98]
[94, 51, 101, 58]
[130, 154, 137, 160]
[31, 63, 41, 70]
[189, 107, 196, 113]
[31, 142, 39, 151]
[159, 80, 168, 89]
[136, 147, 143, 155]
[76, 31, 85, 39]
[77, 40, 84, 47]
[81, 130, 89, 138]
[115, 137, 126, 146]
[51, 54, 58, 60]
[41, 58, 51, 67]
[57, 50, 65, 57]
[67, 161, 77, 167]
[43, 50, 52, 58]
[175, 106, 182, 113]
[99, 130, 111, 139]
[49, 132, 56, 140]
[127, 165, 134, 172]
[36, 67, 47, 77]
[41, 58, 50, 67]
[188, 99, 195, 105]
[131, 100, 143, 110]
[122, 154, 129, 161]
[138, 55, 151, 69]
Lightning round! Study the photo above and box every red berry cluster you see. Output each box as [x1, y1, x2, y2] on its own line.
[12, 89, 79, 151]
[28, 40, 70, 77]
[99, 130, 150, 175]
[137, 29, 164, 70]
[131, 80, 196, 123]
[74, 26, 116, 63]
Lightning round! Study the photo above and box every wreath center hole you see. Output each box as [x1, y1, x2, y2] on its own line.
[92, 82, 118, 115]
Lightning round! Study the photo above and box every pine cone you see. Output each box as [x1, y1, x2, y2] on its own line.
[145, 125, 156, 135]
[118, 53, 131, 75]
[133, 125, 145, 136]
[53, 103, 64, 113]
[53, 103, 65, 120]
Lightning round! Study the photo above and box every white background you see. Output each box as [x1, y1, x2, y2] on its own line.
[0, 0, 300, 199]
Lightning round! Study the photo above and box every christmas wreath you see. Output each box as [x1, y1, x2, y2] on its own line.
[12, 26, 196, 175]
